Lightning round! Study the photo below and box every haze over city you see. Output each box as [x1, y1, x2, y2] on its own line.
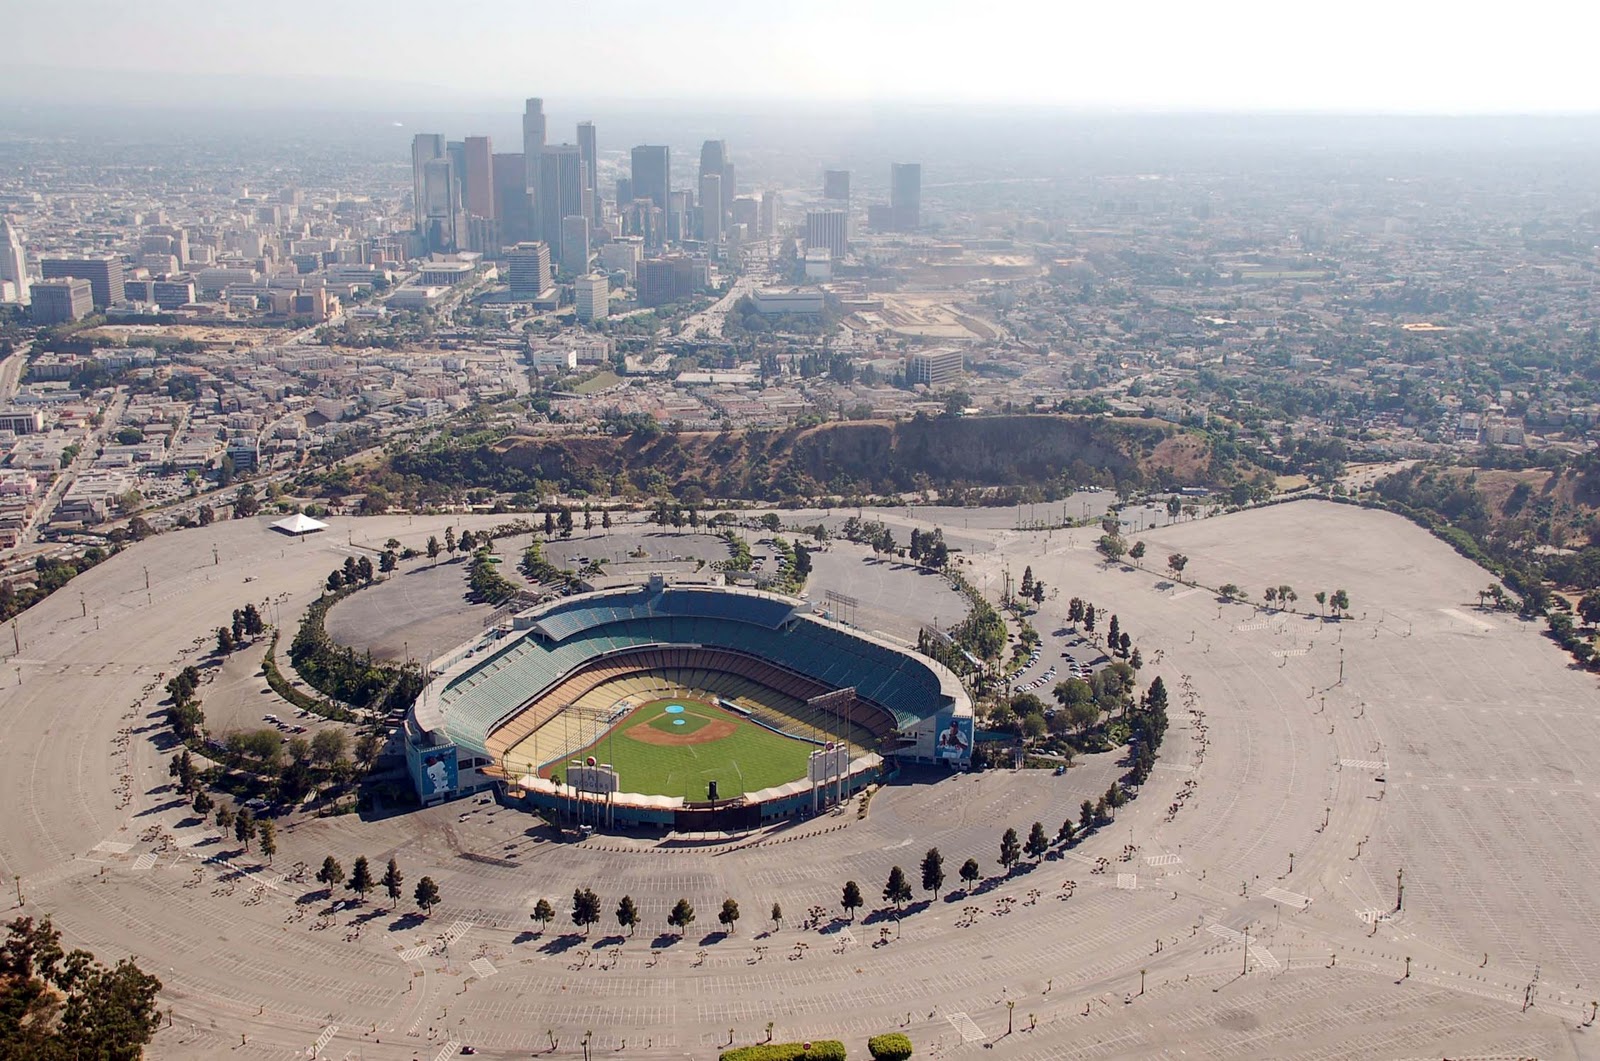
[10, 0, 1600, 113]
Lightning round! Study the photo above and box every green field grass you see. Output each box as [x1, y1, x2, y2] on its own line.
[556, 697, 814, 799]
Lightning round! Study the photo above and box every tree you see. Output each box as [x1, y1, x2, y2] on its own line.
[1031, 581, 1045, 607]
[920, 847, 946, 898]
[1167, 553, 1188, 580]
[216, 626, 234, 655]
[1097, 534, 1127, 563]
[959, 858, 981, 891]
[1218, 583, 1242, 601]
[1057, 818, 1077, 845]
[233, 807, 256, 851]
[841, 880, 863, 920]
[215, 805, 234, 833]
[414, 876, 440, 917]
[667, 897, 696, 937]
[170, 749, 198, 793]
[601, 509, 612, 532]
[1580, 590, 1600, 628]
[612, 894, 640, 937]
[718, 898, 741, 934]
[311, 728, 348, 767]
[883, 866, 912, 911]
[316, 856, 344, 890]
[1080, 799, 1096, 831]
[1264, 586, 1277, 608]
[1279, 585, 1295, 610]
[191, 790, 213, 817]
[232, 483, 259, 518]
[1330, 588, 1350, 617]
[1025, 821, 1049, 862]
[381, 858, 404, 907]
[0, 916, 164, 1060]
[444, 526, 456, 556]
[459, 529, 476, 553]
[1314, 590, 1327, 616]
[572, 887, 601, 935]
[379, 549, 397, 574]
[1129, 540, 1146, 561]
[1108, 614, 1121, 651]
[427, 536, 440, 564]
[770, 901, 783, 930]
[1084, 603, 1096, 634]
[1020, 566, 1034, 598]
[1068, 598, 1084, 626]
[198, 503, 215, 526]
[531, 898, 554, 932]
[999, 827, 1021, 871]
[347, 856, 374, 903]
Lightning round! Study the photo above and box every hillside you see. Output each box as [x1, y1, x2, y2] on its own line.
[382, 414, 1240, 504]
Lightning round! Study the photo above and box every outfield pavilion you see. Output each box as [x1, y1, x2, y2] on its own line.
[404, 575, 973, 829]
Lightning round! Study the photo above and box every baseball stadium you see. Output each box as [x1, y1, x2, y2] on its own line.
[404, 576, 973, 830]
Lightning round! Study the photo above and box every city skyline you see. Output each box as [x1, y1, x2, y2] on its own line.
[8, 0, 1600, 114]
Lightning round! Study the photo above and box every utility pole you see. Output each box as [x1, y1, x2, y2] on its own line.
[1242, 924, 1250, 975]
[1395, 867, 1404, 912]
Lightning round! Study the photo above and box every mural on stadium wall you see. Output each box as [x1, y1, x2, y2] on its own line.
[935, 713, 973, 761]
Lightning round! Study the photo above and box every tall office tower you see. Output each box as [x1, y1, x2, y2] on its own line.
[41, 254, 124, 308]
[576, 121, 599, 222]
[463, 136, 495, 219]
[823, 169, 850, 202]
[0, 219, 28, 304]
[760, 191, 780, 236]
[630, 145, 670, 210]
[411, 133, 445, 232]
[698, 140, 736, 224]
[891, 162, 922, 231]
[804, 209, 848, 259]
[421, 158, 459, 251]
[538, 145, 584, 260]
[559, 215, 590, 275]
[574, 273, 608, 322]
[667, 191, 689, 243]
[699, 173, 723, 244]
[614, 177, 633, 209]
[522, 98, 546, 189]
[506, 241, 551, 299]
[492, 152, 534, 244]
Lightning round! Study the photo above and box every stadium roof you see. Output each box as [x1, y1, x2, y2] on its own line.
[269, 513, 329, 535]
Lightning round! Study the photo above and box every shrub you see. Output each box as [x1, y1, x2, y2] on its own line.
[720, 1041, 848, 1061]
[868, 1032, 914, 1060]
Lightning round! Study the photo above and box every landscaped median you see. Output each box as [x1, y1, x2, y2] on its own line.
[720, 1041, 847, 1061]
[718, 1033, 913, 1060]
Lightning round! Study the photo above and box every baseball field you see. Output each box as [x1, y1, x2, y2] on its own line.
[553, 697, 815, 799]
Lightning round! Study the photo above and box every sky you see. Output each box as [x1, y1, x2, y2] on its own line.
[8, 0, 1600, 114]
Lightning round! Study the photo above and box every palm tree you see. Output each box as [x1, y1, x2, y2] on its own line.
[1314, 590, 1327, 617]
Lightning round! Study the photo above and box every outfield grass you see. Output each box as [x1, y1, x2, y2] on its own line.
[557, 697, 813, 800]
